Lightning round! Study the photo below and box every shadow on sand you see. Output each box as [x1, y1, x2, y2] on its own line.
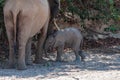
[0, 51, 120, 78]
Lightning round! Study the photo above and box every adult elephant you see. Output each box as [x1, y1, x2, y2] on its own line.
[4, 0, 50, 70]
[47, 0, 60, 34]
[48, 0, 60, 21]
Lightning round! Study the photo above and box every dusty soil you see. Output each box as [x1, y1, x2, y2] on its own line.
[0, 47, 120, 80]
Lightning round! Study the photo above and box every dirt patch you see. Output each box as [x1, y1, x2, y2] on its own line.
[0, 48, 120, 80]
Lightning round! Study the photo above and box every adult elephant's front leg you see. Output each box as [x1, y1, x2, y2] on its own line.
[35, 21, 49, 63]
[35, 36, 46, 63]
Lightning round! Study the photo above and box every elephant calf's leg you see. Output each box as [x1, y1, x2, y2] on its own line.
[73, 45, 81, 62]
[74, 50, 81, 62]
[56, 46, 64, 61]
[79, 50, 85, 61]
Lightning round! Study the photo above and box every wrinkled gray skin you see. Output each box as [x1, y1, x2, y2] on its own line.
[4, 0, 60, 70]
[44, 28, 85, 62]
[48, 0, 60, 21]
[4, 0, 50, 70]
[47, 0, 60, 35]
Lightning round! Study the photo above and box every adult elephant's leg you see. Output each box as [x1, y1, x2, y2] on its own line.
[17, 33, 28, 70]
[17, 24, 31, 70]
[35, 20, 49, 63]
[4, 15, 15, 68]
[6, 29, 15, 68]
[25, 38, 32, 65]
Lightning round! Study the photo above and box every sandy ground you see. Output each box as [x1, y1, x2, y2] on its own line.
[0, 49, 120, 80]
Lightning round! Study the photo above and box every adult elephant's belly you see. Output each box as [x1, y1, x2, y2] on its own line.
[30, 14, 49, 37]
[28, 3, 50, 37]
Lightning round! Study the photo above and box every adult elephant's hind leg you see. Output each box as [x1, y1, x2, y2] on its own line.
[17, 36, 27, 70]
[17, 27, 30, 70]
[4, 15, 15, 68]
[25, 38, 32, 65]
[35, 20, 49, 63]
[6, 30, 16, 68]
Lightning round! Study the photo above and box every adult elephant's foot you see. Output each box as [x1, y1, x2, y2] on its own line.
[34, 58, 47, 64]
[26, 60, 33, 65]
[7, 63, 15, 69]
[17, 62, 27, 70]
[26, 58, 33, 65]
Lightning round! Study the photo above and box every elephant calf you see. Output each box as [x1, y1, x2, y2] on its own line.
[44, 28, 85, 62]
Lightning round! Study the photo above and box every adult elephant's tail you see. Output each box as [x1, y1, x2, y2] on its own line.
[4, 9, 20, 54]
[10, 10, 20, 54]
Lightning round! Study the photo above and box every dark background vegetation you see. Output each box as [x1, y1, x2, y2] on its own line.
[0, 0, 120, 58]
